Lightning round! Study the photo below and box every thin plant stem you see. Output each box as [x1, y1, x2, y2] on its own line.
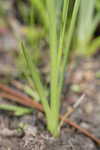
[0, 104, 33, 116]
[46, 0, 59, 135]
[21, 42, 50, 116]
[48, 0, 70, 136]
[58, 0, 80, 98]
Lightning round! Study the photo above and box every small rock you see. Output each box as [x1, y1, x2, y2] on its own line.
[80, 122, 90, 129]
[24, 125, 37, 137]
[84, 102, 93, 114]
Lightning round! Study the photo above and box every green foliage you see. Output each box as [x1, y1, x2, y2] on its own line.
[21, 0, 80, 137]
[0, 104, 33, 116]
[16, 0, 47, 66]
[96, 0, 100, 11]
[76, 0, 100, 55]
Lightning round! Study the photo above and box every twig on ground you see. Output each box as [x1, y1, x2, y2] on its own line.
[0, 92, 43, 111]
[60, 94, 85, 127]
[60, 116, 100, 145]
[0, 84, 31, 99]
[73, 94, 85, 108]
[0, 84, 100, 145]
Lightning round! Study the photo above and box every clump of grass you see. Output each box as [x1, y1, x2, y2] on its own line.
[21, 0, 80, 137]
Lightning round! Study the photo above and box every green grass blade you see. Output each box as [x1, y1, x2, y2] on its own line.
[77, 0, 96, 43]
[48, 0, 70, 135]
[0, 104, 33, 116]
[46, 0, 60, 136]
[46, 0, 58, 106]
[30, 0, 48, 29]
[90, 13, 100, 37]
[57, 0, 69, 72]
[86, 37, 100, 55]
[21, 42, 50, 115]
[30, 0, 35, 27]
[59, 0, 80, 97]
